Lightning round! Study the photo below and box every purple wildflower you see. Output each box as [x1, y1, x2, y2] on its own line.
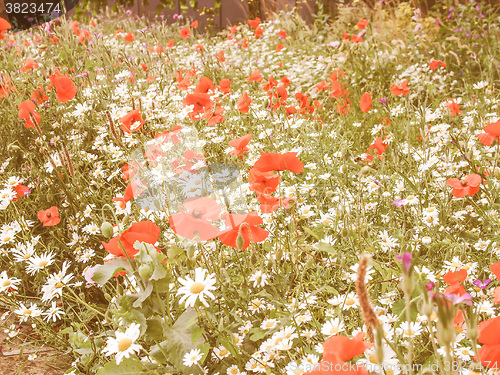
[473, 279, 491, 289]
[396, 252, 412, 273]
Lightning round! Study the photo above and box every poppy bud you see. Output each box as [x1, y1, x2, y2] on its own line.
[122, 214, 130, 226]
[339, 165, 348, 174]
[360, 166, 372, 175]
[101, 222, 114, 238]
[436, 321, 454, 346]
[468, 326, 478, 341]
[7, 143, 20, 152]
[104, 293, 112, 301]
[250, 251, 257, 264]
[236, 233, 245, 250]
[275, 249, 282, 261]
[138, 264, 152, 280]
[187, 245, 195, 259]
[402, 275, 415, 296]
[422, 299, 433, 317]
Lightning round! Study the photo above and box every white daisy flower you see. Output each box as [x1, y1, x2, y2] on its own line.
[102, 323, 142, 365]
[177, 268, 217, 308]
[183, 348, 203, 367]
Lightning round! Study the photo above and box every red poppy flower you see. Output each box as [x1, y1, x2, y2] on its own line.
[49, 73, 78, 103]
[12, 184, 30, 200]
[184, 92, 213, 119]
[120, 162, 142, 181]
[478, 119, 500, 146]
[180, 27, 191, 39]
[429, 60, 446, 70]
[229, 134, 252, 156]
[276, 43, 284, 52]
[20, 59, 39, 72]
[248, 17, 260, 28]
[102, 221, 161, 258]
[0, 17, 11, 40]
[31, 85, 48, 103]
[18, 100, 41, 129]
[390, 79, 410, 96]
[278, 29, 287, 39]
[366, 137, 387, 162]
[38, 206, 60, 227]
[446, 173, 481, 198]
[257, 193, 294, 213]
[191, 20, 198, 28]
[169, 197, 222, 241]
[343, 31, 350, 40]
[166, 39, 175, 48]
[246, 70, 263, 83]
[195, 77, 214, 93]
[490, 263, 500, 304]
[203, 105, 226, 125]
[304, 332, 371, 375]
[120, 109, 145, 133]
[248, 168, 280, 194]
[351, 34, 363, 43]
[360, 92, 372, 112]
[315, 80, 329, 91]
[253, 152, 304, 173]
[218, 212, 269, 250]
[446, 99, 462, 117]
[0, 74, 13, 98]
[217, 79, 231, 94]
[112, 181, 145, 209]
[237, 92, 252, 113]
[477, 316, 500, 369]
[124, 32, 135, 42]
[255, 27, 263, 38]
[216, 50, 225, 62]
[443, 269, 467, 296]
[357, 19, 369, 29]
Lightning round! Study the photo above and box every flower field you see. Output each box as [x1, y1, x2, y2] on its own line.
[1, 1, 500, 374]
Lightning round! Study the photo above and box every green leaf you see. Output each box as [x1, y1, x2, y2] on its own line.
[151, 264, 167, 281]
[316, 242, 336, 254]
[249, 328, 266, 342]
[304, 227, 320, 240]
[92, 258, 132, 286]
[219, 338, 239, 358]
[191, 325, 204, 343]
[150, 308, 204, 374]
[146, 316, 166, 342]
[132, 282, 154, 308]
[96, 357, 146, 374]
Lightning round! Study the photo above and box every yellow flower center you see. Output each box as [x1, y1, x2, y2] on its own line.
[38, 260, 48, 267]
[369, 354, 379, 364]
[190, 282, 205, 294]
[426, 216, 433, 223]
[219, 349, 228, 356]
[330, 327, 339, 334]
[345, 298, 355, 305]
[118, 338, 132, 352]
[2, 236, 11, 243]
[404, 329, 415, 336]
[2, 280, 10, 287]
[55, 282, 64, 288]
[23, 309, 32, 316]
[23, 254, 31, 260]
